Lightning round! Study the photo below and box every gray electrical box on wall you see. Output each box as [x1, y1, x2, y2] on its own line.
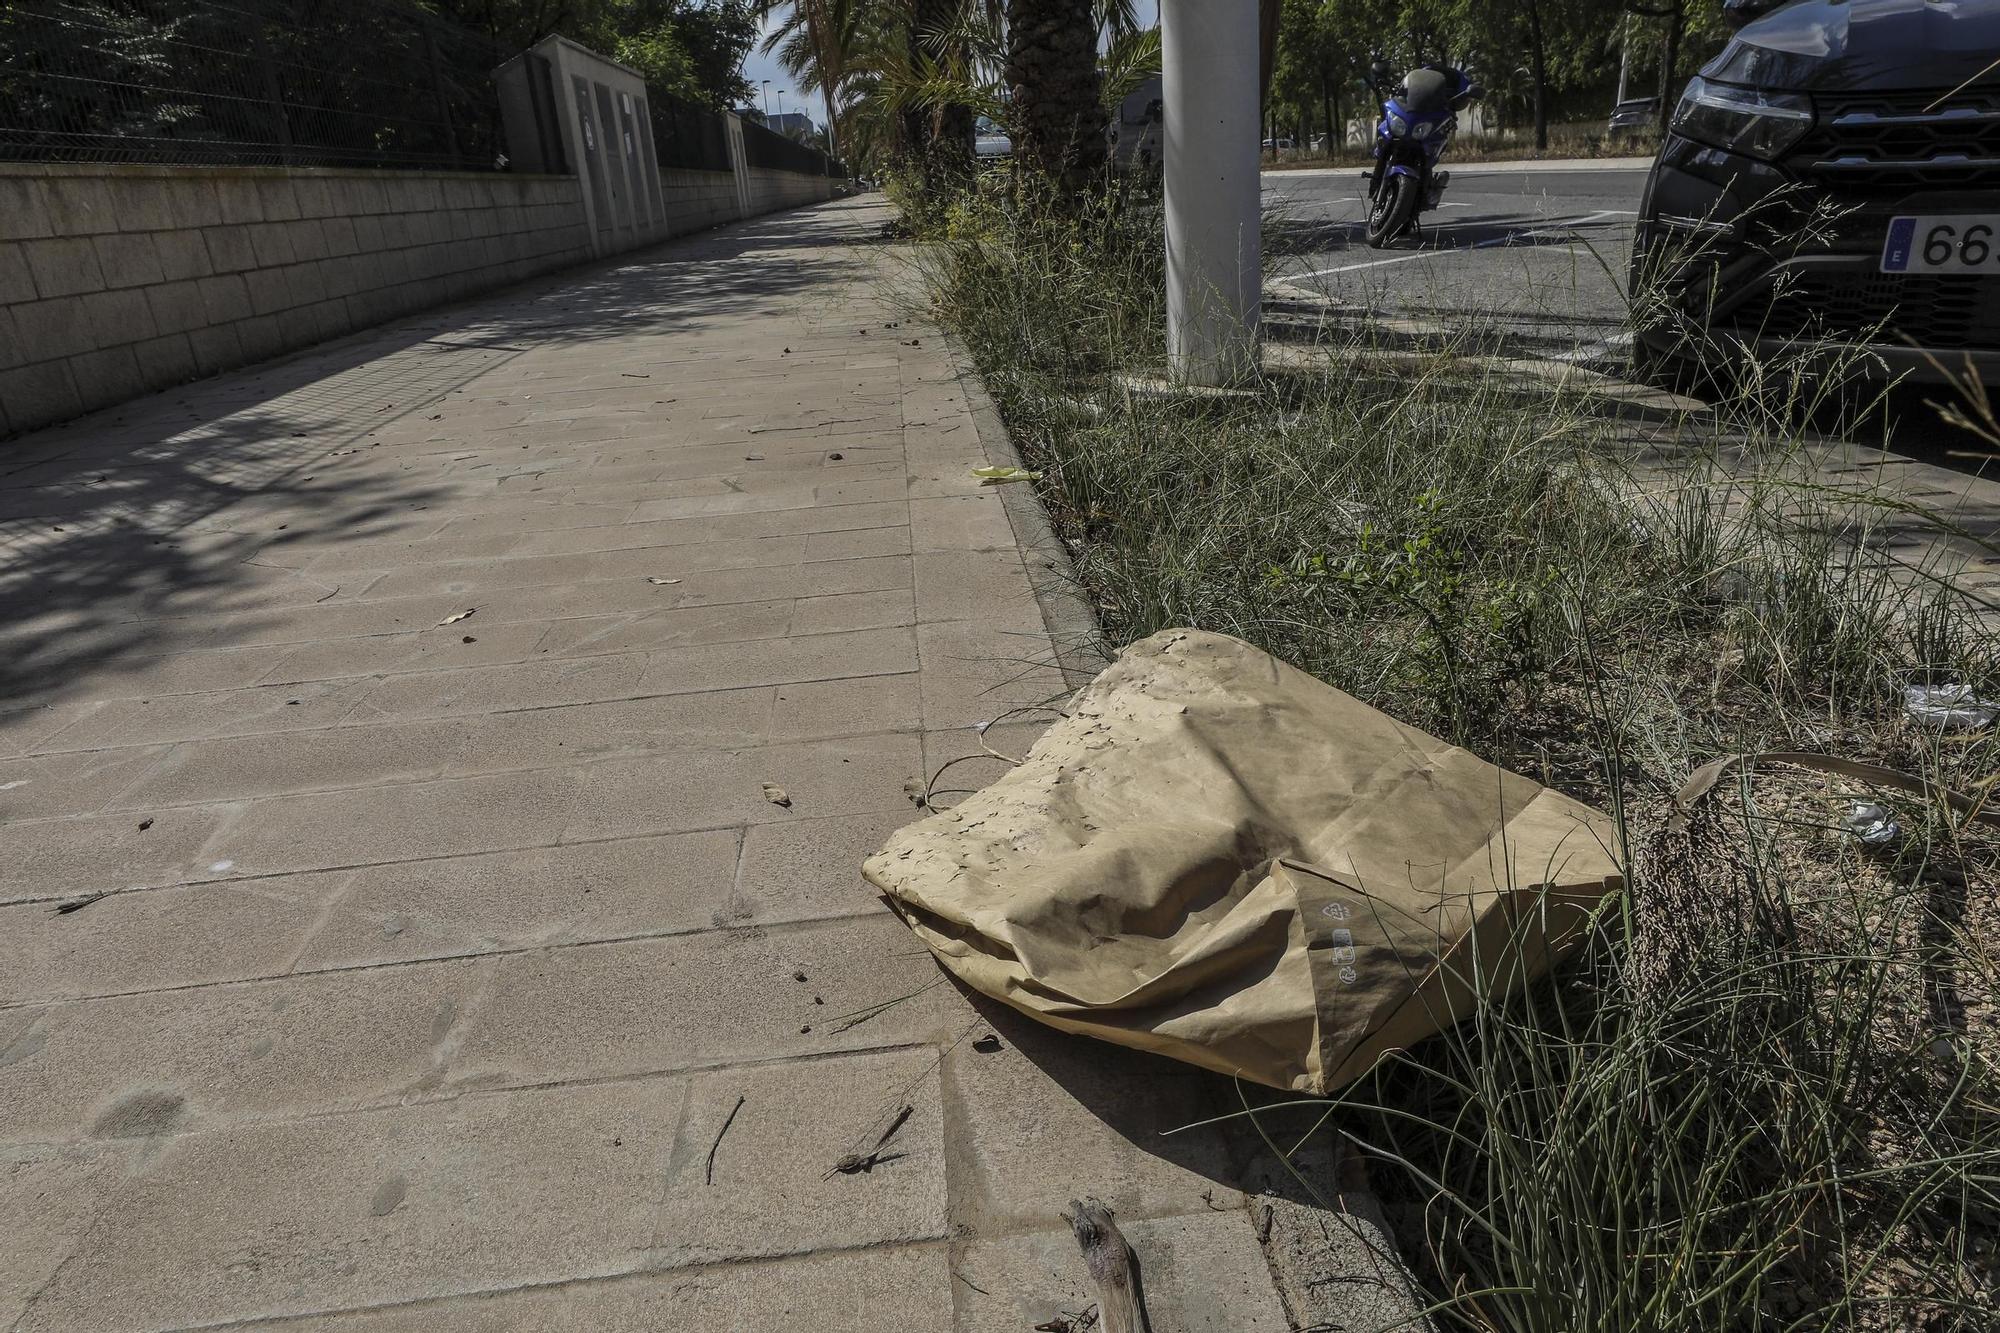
[493, 35, 673, 258]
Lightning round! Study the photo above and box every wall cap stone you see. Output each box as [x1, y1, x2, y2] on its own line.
[0, 163, 578, 186]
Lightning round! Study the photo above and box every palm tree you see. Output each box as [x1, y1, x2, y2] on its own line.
[1004, 0, 1104, 192]
[898, 0, 990, 185]
[822, 0, 1154, 190]
[756, 1, 860, 163]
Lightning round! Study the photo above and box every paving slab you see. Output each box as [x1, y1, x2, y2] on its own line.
[941, 1016, 1250, 1231]
[0, 955, 485, 1143]
[914, 546, 1042, 624]
[13, 1077, 693, 1331]
[0, 869, 346, 1004]
[916, 615, 1072, 730]
[6, 801, 237, 904]
[443, 915, 969, 1089]
[651, 1047, 949, 1266]
[281, 1247, 956, 1331]
[290, 830, 744, 971]
[732, 808, 916, 925]
[0, 196, 1313, 1329]
[956, 1211, 1293, 1333]
[104, 688, 780, 809]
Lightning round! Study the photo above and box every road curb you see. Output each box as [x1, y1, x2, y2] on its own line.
[938, 328, 1111, 692]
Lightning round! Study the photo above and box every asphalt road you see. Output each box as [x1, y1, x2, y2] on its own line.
[1260, 157, 2000, 474]
[1261, 159, 1654, 350]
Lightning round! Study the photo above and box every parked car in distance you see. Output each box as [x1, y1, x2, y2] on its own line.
[1607, 97, 1659, 134]
[974, 115, 1011, 160]
[1632, 0, 2000, 386]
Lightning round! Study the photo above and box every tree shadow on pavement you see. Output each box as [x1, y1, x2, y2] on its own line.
[1264, 209, 1555, 257]
[0, 201, 877, 735]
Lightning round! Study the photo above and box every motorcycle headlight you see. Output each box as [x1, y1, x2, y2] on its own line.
[1387, 112, 1409, 138]
[1411, 120, 1435, 138]
[1670, 76, 1812, 161]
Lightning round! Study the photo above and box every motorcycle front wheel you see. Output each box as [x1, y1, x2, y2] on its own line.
[1364, 173, 1419, 249]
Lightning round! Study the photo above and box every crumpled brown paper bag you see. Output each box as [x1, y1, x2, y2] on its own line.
[864, 629, 1624, 1094]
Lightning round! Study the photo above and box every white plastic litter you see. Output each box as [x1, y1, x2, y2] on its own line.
[1902, 683, 1996, 732]
[1842, 801, 1901, 847]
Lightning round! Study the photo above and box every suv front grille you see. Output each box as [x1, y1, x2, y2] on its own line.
[1789, 89, 2000, 191]
[1731, 271, 2000, 350]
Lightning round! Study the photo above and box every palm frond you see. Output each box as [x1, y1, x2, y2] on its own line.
[1099, 24, 1160, 109]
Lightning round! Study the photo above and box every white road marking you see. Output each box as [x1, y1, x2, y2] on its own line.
[1290, 209, 1636, 277]
[1543, 331, 1637, 364]
[1266, 156, 1655, 180]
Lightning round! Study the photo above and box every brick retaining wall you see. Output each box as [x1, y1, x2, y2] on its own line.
[0, 166, 590, 435]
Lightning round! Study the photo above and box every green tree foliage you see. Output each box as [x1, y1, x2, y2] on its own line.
[426, 0, 758, 106]
[1274, 0, 1732, 152]
[1453, 0, 1629, 150]
[616, 1, 759, 105]
[1624, 0, 1734, 130]
[755, 1, 864, 161]
[1269, 0, 1370, 152]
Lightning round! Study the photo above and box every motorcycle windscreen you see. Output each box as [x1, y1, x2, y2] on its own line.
[1402, 68, 1453, 115]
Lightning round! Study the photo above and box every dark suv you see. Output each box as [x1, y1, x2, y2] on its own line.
[1633, 0, 2000, 383]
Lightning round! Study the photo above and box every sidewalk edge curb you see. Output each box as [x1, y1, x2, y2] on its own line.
[939, 330, 1110, 692]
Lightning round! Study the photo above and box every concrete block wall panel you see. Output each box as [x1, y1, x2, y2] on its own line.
[741, 168, 836, 219]
[0, 164, 591, 436]
[1, 157, 838, 436]
[659, 169, 742, 235]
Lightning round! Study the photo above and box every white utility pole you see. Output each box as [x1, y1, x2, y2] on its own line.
[1161, 0, 1262, 387]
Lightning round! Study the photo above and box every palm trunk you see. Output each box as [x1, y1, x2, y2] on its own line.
[1528, 0, 1549, 152]
[1321, 70, 1335, 159]
[801, 3, 842, 163]
[1259, 0, 1279, 100]
[918, 0, 973, 189]
[1004, 0, 1106, 194]
[1657, 0, 1684, 135]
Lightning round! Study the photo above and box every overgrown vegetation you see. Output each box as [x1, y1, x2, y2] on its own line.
[902, 177, 2000, 1330]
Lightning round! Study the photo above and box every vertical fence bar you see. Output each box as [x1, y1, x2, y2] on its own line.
[248, 24, 295, 166]
[423, 25, 466, 168]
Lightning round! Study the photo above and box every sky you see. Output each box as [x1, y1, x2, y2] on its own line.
[737, 2, 1162, 125]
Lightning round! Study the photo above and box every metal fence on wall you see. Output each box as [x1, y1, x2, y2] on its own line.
[0, 0, 511, 170]
[647, 89, 731, 175]
[739, 115, 842, 178]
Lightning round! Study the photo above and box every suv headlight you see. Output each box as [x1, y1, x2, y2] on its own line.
[1671, 76, 1812, 160]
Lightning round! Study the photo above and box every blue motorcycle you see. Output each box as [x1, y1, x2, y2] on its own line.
[1365, 63, 1481, 248]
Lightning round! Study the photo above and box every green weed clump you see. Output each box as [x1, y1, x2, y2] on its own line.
[903, 181, 2000, 1330]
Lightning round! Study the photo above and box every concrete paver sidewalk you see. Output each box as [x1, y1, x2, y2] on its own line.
[0, 198, 1310, 1330]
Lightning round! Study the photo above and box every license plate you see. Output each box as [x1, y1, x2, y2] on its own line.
[1881, 215, 2000, 273]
